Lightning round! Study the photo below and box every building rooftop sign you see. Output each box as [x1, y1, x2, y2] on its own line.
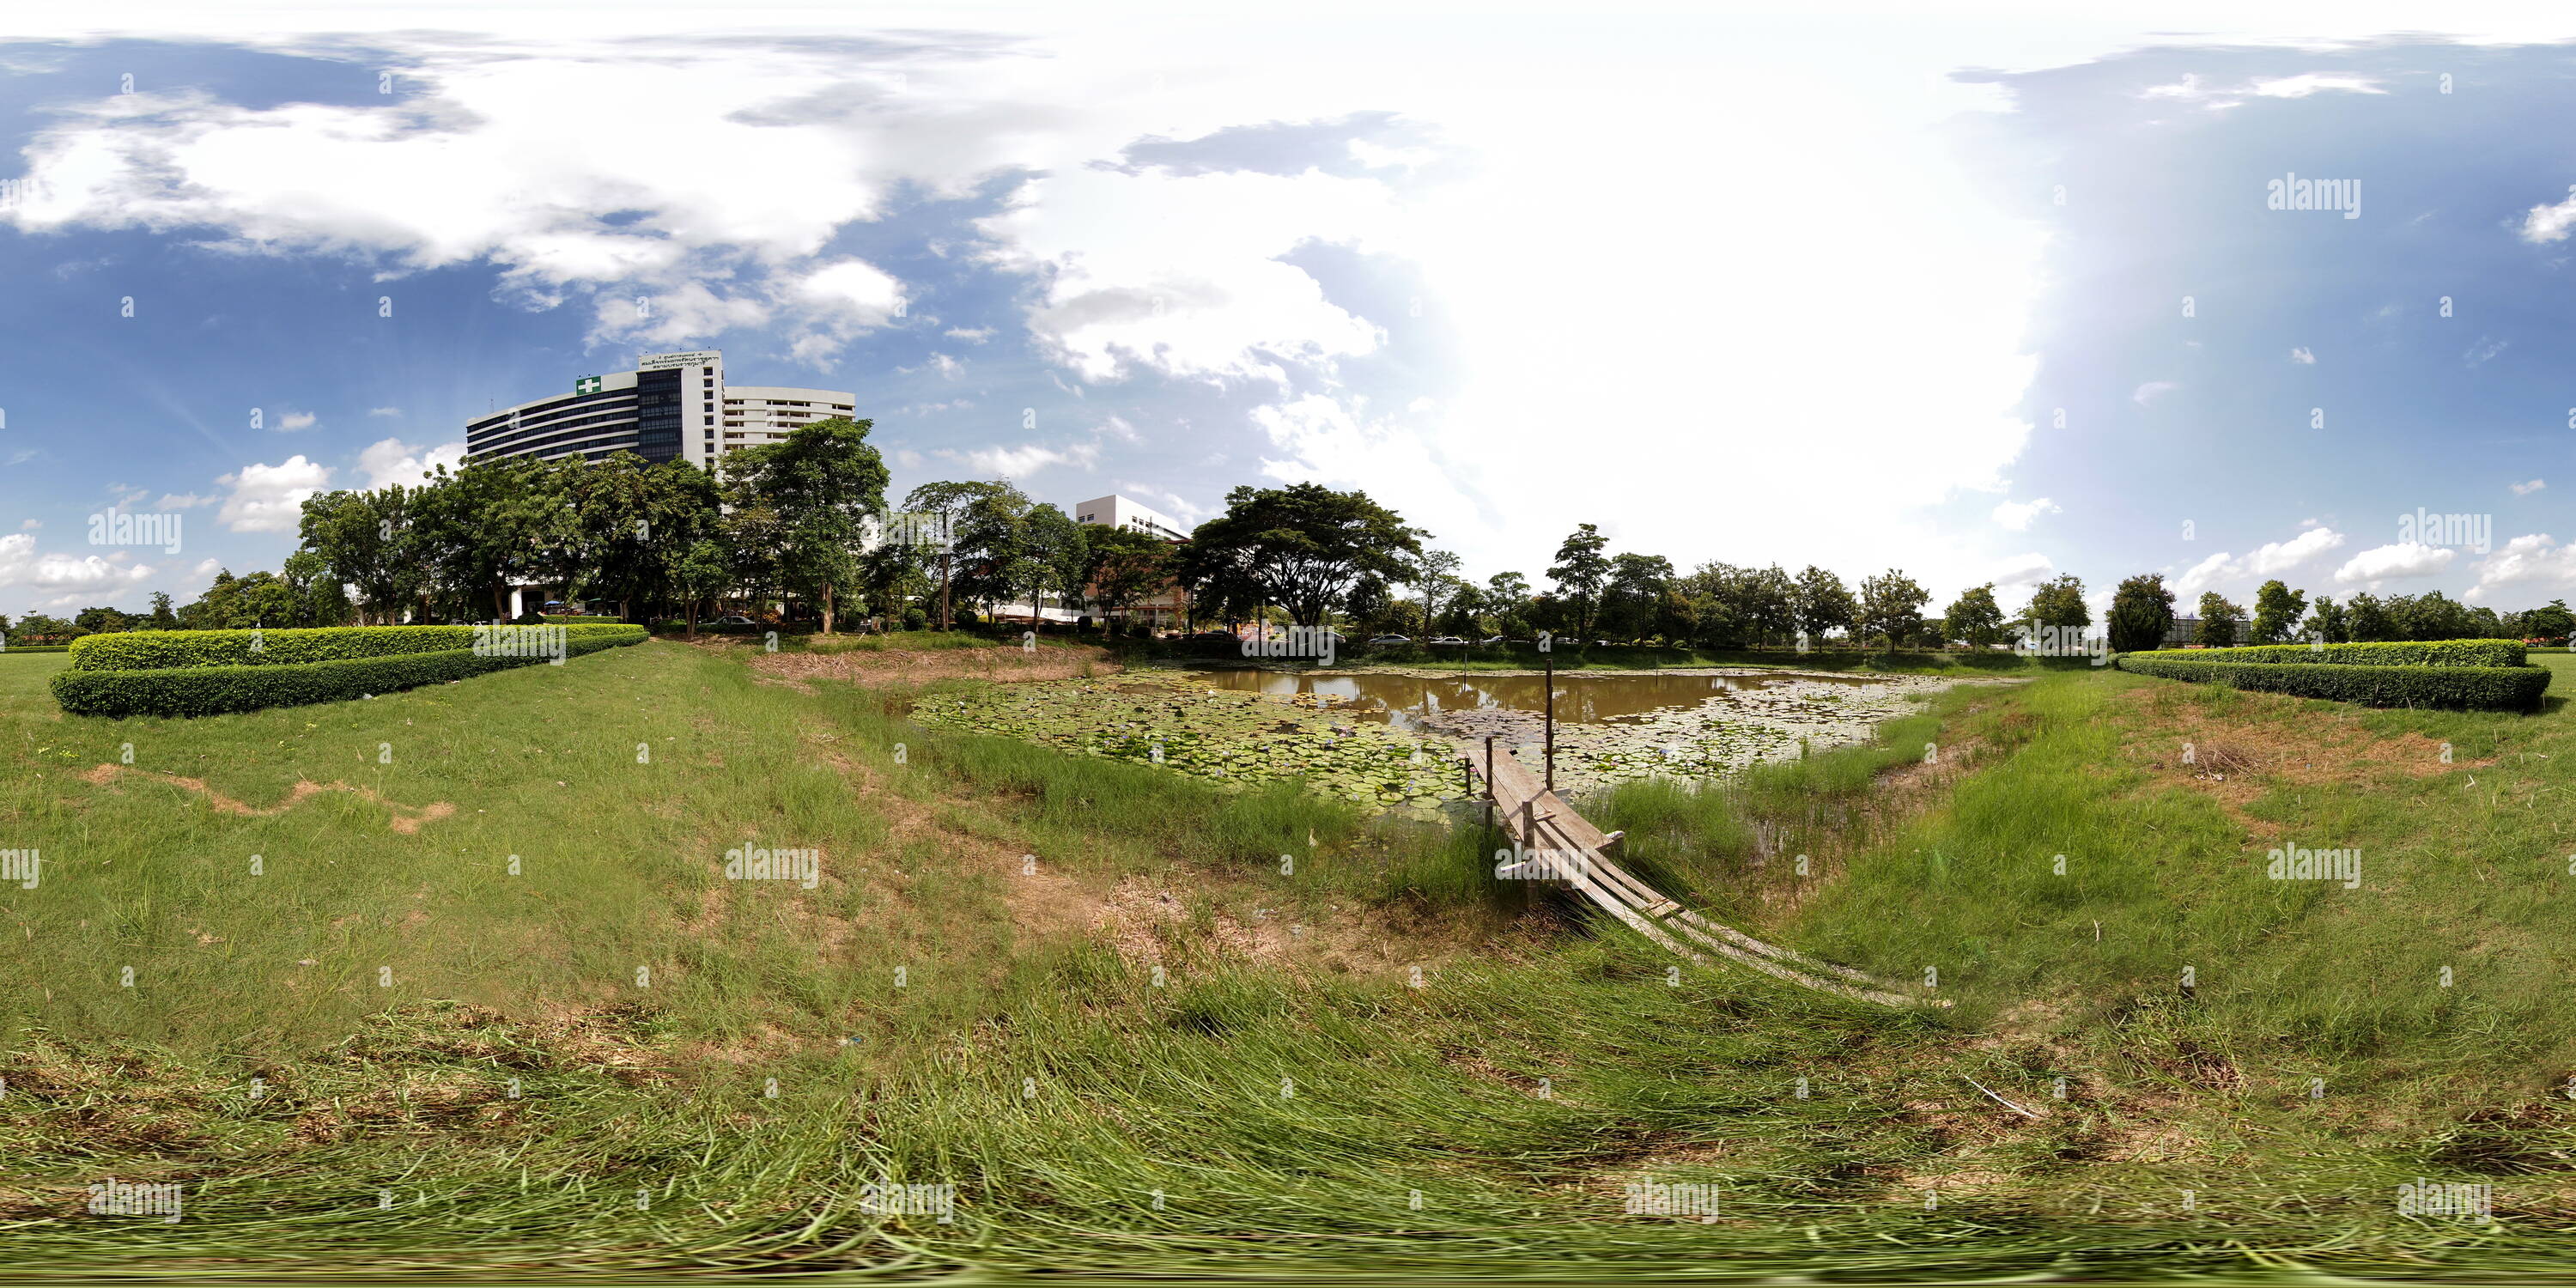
[636, 350, 721, 371]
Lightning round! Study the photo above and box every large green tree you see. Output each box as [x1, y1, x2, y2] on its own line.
[1084, 524, 1177, 629]
[2105, 573, 2176, 653]
[1942, 582, 2007, 647]
[721, 417, 890, 635]
[1178, 483, 1420, 629]
[2249, 579, 2307, 644]
[1791, 566, 1856, 646]
[2020, 574, 2090, 636]
[2195, 592, 2244, 647]
[1544, 523, 1613, 640]
[1856, 568, 1931, 650]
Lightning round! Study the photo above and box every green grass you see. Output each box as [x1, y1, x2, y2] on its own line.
[3, 645, 2574, 1277]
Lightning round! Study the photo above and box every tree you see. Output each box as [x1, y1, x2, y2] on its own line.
[1084, 524, 1176, 629]
[2345, 592, 2395, 642]
[901, 480, 1012, 630]
[2021, 574, 2090, 635]
[300, 485, 423, 624]
[670, 538, 733, 637]
[1485, 572, 1533, 639]
[1412, 548, 1463, 630]
[1600, 553, 1676, 641]
[2105, 574, 2176, 653]
[2303, 595, 2349, 644]
[2195, 592, 2243, 647]
[1024, 503, 1089, 629]
[1178, 483, 1420, 629]
[2249, 580, 2306, 645]
[1942, 583, 2007, 647]
[147, 592, 178, 630]
[721, 417, 890, 635]
[1855, 569, 1931, 650]
[1792, 566, 1856, 646]
[410, 457, 561, 622]
[554, 453, 721, 621]
[2523, 598, 2573, 643]
[73, 605, 135, 635]
[1545, 524, 1613, 639]
[12, 613, 78, 643]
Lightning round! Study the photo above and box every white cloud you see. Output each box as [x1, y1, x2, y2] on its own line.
[2168, 527, 2348, 597]
[2289, 346, 2314, 364]
[929, 352, 964, 379]
[2512, 478, 2546, 496]
[2466, 533, 2576, 603]
[1985, 552, 2055, 592]
[2132, 381, 2178, 406]
[2250, 73, 2385, 98]
[944, 326, 994, 344]
[17, 519, 38, 531]
[368, 406, 402, 416]
[950, 440, 1100, 477]
[155, 492, 216, 509]
[2174, 550, 2234, 597]
[216, 455, 331, 532]
[276, 410, 318, 432]
[2523, 191, 2576, 243]
[355, 437, 465, 489]
[2335, 542, 2455, 585]
[1991, 497, 2058, 532]
[0, 532, 155, 593]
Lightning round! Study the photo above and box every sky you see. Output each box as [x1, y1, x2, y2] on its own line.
[3, 2, 2576, 623]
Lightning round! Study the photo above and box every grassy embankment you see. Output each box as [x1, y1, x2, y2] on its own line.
[0, 639, 2570, 1277]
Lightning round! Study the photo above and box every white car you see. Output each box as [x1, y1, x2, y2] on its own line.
[1366, 634, 1412, 645]
[1426, 635, 1469, 646]
[712, 614, 758, 626]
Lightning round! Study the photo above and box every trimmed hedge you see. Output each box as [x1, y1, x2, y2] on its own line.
[68, 623, 643, 671]
[52, 628, 646, 717]
[2126, 639, 2525, 669]
[2114, 653, 2550, 711]
[2, 644, 73, 654]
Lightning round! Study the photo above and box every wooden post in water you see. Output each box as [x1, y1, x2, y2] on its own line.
[1543, 651, 1556, 793]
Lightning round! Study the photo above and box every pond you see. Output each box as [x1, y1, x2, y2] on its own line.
[1176, 666, 1891, 732]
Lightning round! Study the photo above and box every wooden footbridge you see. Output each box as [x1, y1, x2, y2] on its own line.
[1462, 738, 1941, 1009]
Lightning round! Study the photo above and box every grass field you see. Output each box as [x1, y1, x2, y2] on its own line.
[3, 639, 2572, 1278]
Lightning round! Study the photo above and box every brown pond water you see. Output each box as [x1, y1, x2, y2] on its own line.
[1173, 668, 1888, 732]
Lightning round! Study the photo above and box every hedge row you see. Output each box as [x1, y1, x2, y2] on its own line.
[2, 644, 73, 654]
[2124, 639, 2526, 669]
[2113, 654, 2551, 711]
[69, 623, 644, 671]
[52, 629, 646, 717]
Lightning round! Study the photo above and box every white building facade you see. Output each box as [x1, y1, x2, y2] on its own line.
[465, 350, 854, 469]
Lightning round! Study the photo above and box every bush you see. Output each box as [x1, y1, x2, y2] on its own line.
[52, 628, 646, 717]
[902, 607, 929, 631]
[69, 623, 644, 671]
[2113, 653, 2550, 711]
[2129, 639, 2525, 668]
[3, 644, 73, 654]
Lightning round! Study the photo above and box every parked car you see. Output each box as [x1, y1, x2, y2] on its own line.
[1425, 635, 1469, 646]
[1480, 635, 1508, 645]
[1366, 634, 1412, 645]
[711, 614, 757, 626]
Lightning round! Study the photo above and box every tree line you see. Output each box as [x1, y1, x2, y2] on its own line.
[9, 418, 2569, 650]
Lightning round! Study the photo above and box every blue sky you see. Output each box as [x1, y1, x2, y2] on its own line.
[3, 6, 2574, 623]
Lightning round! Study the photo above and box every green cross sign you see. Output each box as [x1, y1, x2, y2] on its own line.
[574, 375, 603, 395]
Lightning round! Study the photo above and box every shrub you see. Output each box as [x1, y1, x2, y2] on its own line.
[2125, 639, 2524, 668]
[3, 644, 73, 654]
[52, 628, 646, 717]
[69, 623, 644, 671]
[902, 607, 929, 631]
[2113, 653, 2549, 711]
